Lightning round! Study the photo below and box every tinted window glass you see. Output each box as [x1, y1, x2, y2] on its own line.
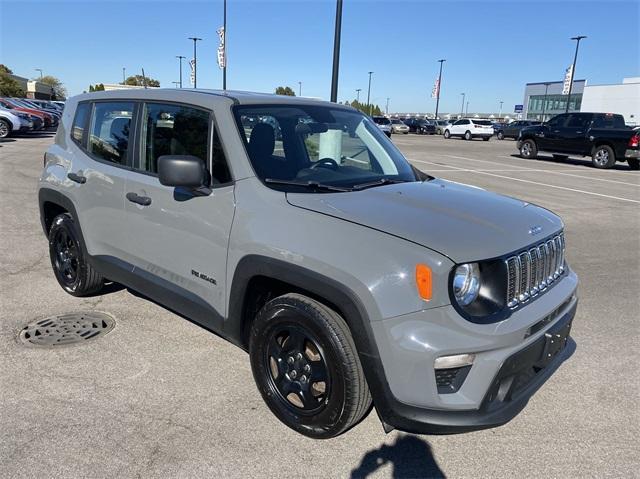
[547, 114, 567, 128]
[88, 102, 134, 165]
[566, 114, 591, 128]
[592, 114, 625, 129]
[373, 117, 391, 125]
[72, 103, 90, 144]
[472, 120, 492, 126]
[140, 103, 210, 174]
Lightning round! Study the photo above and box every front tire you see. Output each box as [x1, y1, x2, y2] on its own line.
[444, 129, 451, 139]
[519, 139, 538, 159]
[249, 293, 371, 439]
[48, 213, 104, 296]
[497, 131, 504, 140]
[464, 131, 472, 141]
[592, 145, 616, 169]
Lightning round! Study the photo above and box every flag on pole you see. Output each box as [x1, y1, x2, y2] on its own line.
[189, 59, 196, 86]
[431, 78, 440, 99]
[217, 27, 226, 69]
[562, 64, 573, 95]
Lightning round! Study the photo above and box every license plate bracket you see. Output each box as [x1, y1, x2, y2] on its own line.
[536, 320, 572, 368]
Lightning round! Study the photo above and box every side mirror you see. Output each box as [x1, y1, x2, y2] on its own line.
[158, 155, 206, 188]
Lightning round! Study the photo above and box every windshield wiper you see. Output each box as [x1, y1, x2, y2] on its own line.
[265, 178, 352, 192]
[352, 178, 408, 191]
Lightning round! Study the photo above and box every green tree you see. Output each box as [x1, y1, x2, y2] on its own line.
[39, 75, 67, 100]
[0, 64, 25, 97]
[349, 99, 383, 116]
[275, 86, 296, 96]
[124, 75, 160, 87]
[88, 83, 106, 92]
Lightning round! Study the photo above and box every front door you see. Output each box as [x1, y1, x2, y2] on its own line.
[560, 114, 593, 154]
[537, 114, 568, 151]
[123, 101, 234, 327]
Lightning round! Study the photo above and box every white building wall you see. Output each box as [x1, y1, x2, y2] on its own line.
[581, 79, 640, 126]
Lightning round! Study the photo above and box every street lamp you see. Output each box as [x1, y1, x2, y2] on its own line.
[356, 88, 361, 102]
[366, 71, 374, 115]
[499, 100, 503, 119]
[176, 56, 186, 88]
[35, 68, 43, 80]
[541, 82, 551, 122]
[466, 101, 469, 116]
[188, 37, 203, 88]
[434, 59, 445, 121]
[386, 97, 390, 115]
[298, 81, 302, 96]
[460, 93, 465, 117]
[222, 0, 227, 90]
[566, 35, 586, 113]
[122, 67, 126, 84]
[330, 0, 343, 102]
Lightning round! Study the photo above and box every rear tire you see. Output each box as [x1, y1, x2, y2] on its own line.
[48, 213, 104, 296]
[592, 145, 616, 169]
[464, 131, 472, 141]
[627, 158, 639, 170]
[444, 129, 451, 139]
[249, 293, 372, 439]
[519, 139, 538, 159]
[497, 131, 504, 140]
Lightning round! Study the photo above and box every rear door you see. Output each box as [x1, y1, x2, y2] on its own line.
[560, 113, 593, 154]
[123, 101, 235, 326]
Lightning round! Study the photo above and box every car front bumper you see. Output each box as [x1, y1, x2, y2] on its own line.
[367, 269, 578, 434]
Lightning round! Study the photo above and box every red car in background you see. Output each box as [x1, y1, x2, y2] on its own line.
[0, 98, 54, 128]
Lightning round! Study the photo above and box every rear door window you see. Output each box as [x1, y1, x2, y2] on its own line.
[88, 102, 135, 165]
[591, 114, 625, 129]
[566, 114, 591, 129]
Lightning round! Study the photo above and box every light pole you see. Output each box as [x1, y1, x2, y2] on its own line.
[499, 100, 503, 119]
[298, 82, 302, 96]
[386, 97, 390, 115]
[434, 59, 445, 120]
[329, 0, 343, 102]
[122, 67, 126, 84]
[188, 37, 202, 88]
[35, 68, 43, 80]
[356, 88, 361, 102]
[460, 93, 465, 117]
[222, 0, 227, 90]
[366, 71, 374, 115]
[541, 82, 551, 122]
[566, 35, 586, 113]
[176, 56, 185, 88]
[465, 101, 469, 116]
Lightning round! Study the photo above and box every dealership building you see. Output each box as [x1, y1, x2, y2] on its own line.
[523, 77, 640, 126]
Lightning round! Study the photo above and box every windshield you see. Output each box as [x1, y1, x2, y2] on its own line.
[233, 104, 419, 191]
[373, 117, 391, 125]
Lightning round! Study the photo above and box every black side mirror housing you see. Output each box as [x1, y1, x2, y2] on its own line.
[158, 155, 206, 188]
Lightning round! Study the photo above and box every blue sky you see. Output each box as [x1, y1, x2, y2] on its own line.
[1, 0, 638, 113]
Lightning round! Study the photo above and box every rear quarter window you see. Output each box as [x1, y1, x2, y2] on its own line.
[592, 114, 626, 129]
[71, 103, 90, 145]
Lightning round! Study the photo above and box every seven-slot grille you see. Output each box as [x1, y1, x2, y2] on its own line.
[506, 233, 565, 308]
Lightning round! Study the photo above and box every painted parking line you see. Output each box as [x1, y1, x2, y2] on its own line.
[442, 154, 640, 187]
[410, 158, 640, 204]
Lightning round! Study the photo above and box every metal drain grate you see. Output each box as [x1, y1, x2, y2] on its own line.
[19, 312, 115, 347]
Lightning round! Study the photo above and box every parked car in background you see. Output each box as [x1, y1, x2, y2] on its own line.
[444, 119, 494, 140]
[518, 112, 640, 169]
[498, 120, 541, 140]
[404, 118, 436, 134]
[434, 120, 452, 135]
[14, 98, 61, 122]
[0, 98, 55, 128]
[390, 118, 409, 134]
[0, 107, 33, 138]
[372, 116, 392, 137]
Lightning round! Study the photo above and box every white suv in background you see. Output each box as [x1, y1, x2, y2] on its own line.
[444, 119, 494, 141]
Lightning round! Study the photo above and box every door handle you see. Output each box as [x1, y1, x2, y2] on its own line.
[126, 192, 152, 206]
[67, 172, 86, 184]
[576, 131, 583, 134]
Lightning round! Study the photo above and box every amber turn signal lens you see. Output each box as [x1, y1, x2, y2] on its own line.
[415, 264, 432, 301]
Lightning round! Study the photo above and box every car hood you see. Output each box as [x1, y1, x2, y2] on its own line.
[286, 179, 562, 262]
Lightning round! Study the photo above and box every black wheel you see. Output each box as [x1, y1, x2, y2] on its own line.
[497, 131, 504, 140]
[0, 119, 10, 139]
[482, 137, 490, 141]
[592, 145, 616, 169]
[464, 131, 472, 141]
[48, 213, 104, 296]
[249, 293, 371, 439]
[552, 154, 569, 161]
[628, 158, 640, 170]
[443, 129, 451, 139]
[519, 139, 538, 159]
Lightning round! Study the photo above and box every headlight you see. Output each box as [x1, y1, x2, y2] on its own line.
[452, 263, 480, 306]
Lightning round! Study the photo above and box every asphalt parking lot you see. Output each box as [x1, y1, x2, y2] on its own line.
[1, 133, 638, 478]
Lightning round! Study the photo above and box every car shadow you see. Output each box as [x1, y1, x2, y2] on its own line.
[350, 435, 445, 478]
[508, 153, 634, 171]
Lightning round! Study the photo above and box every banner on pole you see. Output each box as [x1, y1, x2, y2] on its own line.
[217, 27, 226, 69]
[562, 64, 573, 95]
[431, 78, 440, 99]
[189, 59, 196, 86]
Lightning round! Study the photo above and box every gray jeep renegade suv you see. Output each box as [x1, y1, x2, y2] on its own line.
[39, 90, 578, 438]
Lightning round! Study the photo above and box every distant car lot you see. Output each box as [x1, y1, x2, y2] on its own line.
[1, 134, 638, 478]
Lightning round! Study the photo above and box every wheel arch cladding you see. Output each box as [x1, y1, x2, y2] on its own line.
[38, 189, 87, 254]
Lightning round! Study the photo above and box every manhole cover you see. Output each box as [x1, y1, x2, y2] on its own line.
[19, 312, 115, 348]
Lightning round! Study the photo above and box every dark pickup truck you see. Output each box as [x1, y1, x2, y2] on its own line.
[517, 112, 640, 169]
